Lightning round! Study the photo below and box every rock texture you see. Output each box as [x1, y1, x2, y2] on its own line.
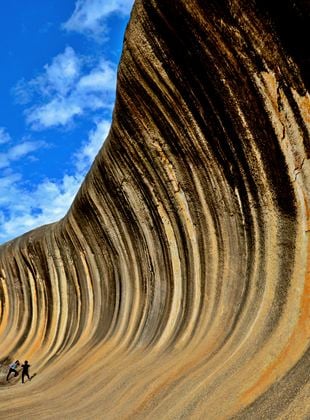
[0, 0, 309, 418]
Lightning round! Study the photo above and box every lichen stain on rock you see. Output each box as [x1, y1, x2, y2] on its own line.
[0, 0, 309, 418]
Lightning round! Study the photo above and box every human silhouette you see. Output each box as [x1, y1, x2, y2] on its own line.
[21, 361, 31, 383]
[6, 360, 20, 381]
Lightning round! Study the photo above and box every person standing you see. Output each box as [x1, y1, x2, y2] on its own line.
[21, 360, 31, 384]
[6, 360, 20, 381]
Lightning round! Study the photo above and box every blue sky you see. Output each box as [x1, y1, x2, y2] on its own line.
[0, 0, 134, 243]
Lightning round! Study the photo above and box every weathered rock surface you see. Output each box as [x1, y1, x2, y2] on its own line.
[0, 0, 309, 418]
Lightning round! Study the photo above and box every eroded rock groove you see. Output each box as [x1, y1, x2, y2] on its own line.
[0, 0, 309, 418]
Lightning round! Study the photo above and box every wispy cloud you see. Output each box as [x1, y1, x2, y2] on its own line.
[6, 35, 115, 243]
[77, 59, 116, 91]
[1, 0, 130, 243]
[0, 119, 110, 243]
[43, 46, 81, 95]
[63, 0, 134, 40]
[0, 128, 62, 241]
[0, 173, 83, 242]
[75, 118, 110, 173]
[13, 47, 117, 130]
[12, 79, 34, 105]
[0, 140, 45, 169]
[0, 127, 11, 144]
[26, 97, 83, 128]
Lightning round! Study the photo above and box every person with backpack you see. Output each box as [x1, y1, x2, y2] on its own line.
[6, 360, 20, 381]
[21, 360, 31, 383]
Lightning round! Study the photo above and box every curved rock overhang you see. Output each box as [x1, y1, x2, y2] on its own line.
[0, 1, 309, 418]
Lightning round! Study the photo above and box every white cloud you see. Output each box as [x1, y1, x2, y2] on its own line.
[5, 46, 116, 242]
[1, 0, 133, 243]
[7, 141, 44, 161]
[0, 119, 110, 243]
[75, 119, 110, 173]
[12, 48, 81, 106]
[42, 46, 81, 96]
[0, 140, 45, 169]
[26, 98, 83, 129]
[0, 172, 22, 191]
[77, 59, 116, 91]
[0, 127, 11, 144]
[12, 79, 33, 105]
[63, 0, 134, 40]
[0, 132, 52, 242]
[15, 48, 117, 130]
[0, 173, 83, 242]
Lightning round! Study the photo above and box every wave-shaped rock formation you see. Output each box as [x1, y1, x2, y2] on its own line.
[0, 0, 309, 418]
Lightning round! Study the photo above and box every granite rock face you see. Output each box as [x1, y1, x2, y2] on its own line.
[0, 1, 309, 418]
